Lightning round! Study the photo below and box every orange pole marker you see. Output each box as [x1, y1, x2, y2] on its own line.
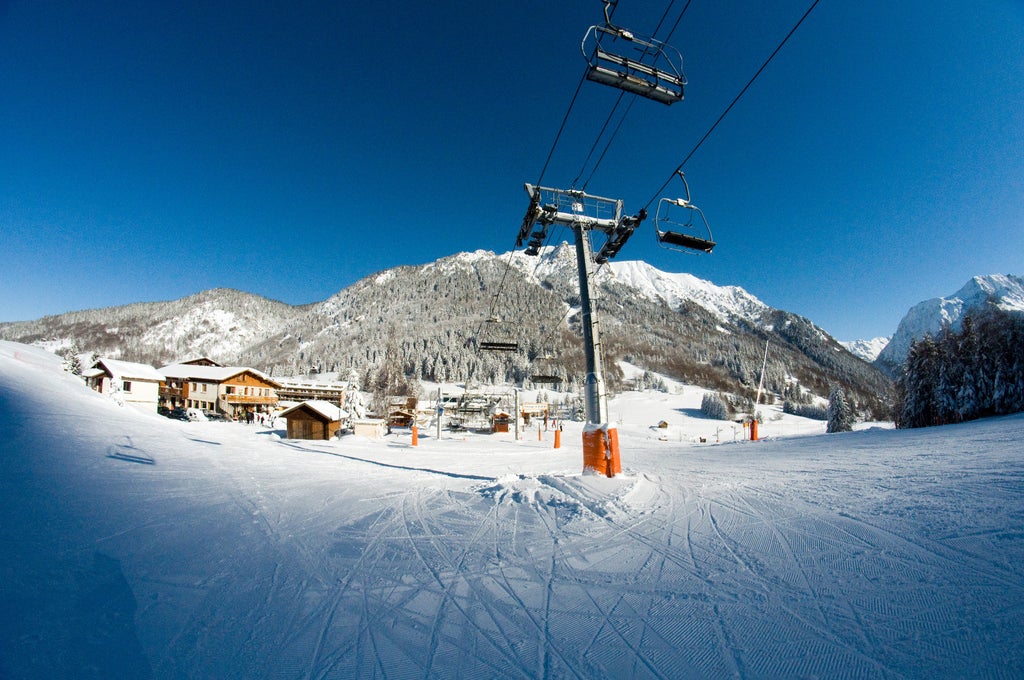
[411, 424, 418, 447]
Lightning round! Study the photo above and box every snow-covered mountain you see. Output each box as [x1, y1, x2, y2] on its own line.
[875, 274, 1024, 375]
[506, 243, 769, 325]
[0, 289, 300, 367]
[0, 248, 892, 413]
[842, 337, 890, 363]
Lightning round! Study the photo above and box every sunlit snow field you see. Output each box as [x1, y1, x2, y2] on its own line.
[2, 341, 1022, 678]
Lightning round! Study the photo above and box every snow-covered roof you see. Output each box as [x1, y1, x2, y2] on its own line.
[159, 362, 275, 384]
[278, 400, 348, 421]
[176, 357, 224, 367]
[94, 358, 165, 382]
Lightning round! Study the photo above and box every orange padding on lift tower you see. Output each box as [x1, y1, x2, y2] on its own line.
[582, 427, 621, 478]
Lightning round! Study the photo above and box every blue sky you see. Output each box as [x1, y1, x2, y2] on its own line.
[2, 1, 1022, 341]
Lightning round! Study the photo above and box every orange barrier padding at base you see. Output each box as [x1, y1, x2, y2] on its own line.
[412, 425, 418, 447]
[608, 428, 621, 475]
[750, 419, 758, 441]
[554, 429, 561, 449]
[582, 427, 620, 478]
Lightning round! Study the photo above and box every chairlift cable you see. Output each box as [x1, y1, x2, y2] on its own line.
[643, 0, 822, 212]
[572, 89, 627, 189]
[491, 3, 625, 343]
[535, 0, 626, 186]
[534, 76, 587, 188]
[581, 97, 635, 191]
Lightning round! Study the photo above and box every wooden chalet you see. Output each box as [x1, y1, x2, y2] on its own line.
[386, 396, 418, 428]
[492, 411, 512, 433]
[275, 378, 347, 404]
[158, 362, 281, 418]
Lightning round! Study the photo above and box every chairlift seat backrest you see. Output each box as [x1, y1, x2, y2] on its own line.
[530, 353, 562, 384]
[478, 317, 519, 352]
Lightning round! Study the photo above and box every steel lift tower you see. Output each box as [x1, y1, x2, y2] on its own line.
[517, 184, 646, 476]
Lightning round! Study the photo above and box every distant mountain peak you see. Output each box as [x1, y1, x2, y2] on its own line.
[842, 337, 890, 363]
[604, 259, 769, 324]
[875, 273, 1024, 373]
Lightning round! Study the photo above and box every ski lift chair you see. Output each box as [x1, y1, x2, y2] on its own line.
[581, 3, 686, 105]
[655, 172, 716, 254]
[530, 353, 562, 385]
[477, 317, 519, 352]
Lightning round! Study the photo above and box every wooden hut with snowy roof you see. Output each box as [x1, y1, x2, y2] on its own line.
[278, 400, 348, 440]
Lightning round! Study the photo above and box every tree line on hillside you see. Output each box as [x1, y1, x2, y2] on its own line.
[895, 306, 1024, 428]
[703, 383, 854, 433]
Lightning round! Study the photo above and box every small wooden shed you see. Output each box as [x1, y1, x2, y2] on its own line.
[492, 411, 512, 433]
[352, 419, 387, 439]
[279, 400, 347, 440]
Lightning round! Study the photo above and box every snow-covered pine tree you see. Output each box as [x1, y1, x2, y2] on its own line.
[897, 335, 939, 428]
[700, 392, 729, 420]
[826, 383, 854, 433]
[60, 343, 83, 375]
[954, 316, 980, 421]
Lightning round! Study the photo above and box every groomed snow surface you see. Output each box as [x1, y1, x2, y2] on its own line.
[2, 341, 1023, 679]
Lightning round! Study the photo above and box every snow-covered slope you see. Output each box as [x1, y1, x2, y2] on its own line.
[3, 341, 1022, 678]
[876, 274, 1024, 372]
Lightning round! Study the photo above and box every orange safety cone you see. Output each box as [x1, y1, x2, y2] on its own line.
[411, 424, 418, 447]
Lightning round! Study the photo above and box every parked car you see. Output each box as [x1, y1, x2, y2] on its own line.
[185, 408, 207, 422]
[167, 407, 189, 421]
[205, 412, 228, 422]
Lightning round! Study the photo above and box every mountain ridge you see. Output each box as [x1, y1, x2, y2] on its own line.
[0, 248, 892, 416]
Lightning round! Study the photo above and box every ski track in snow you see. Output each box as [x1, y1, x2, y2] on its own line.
[2, 341, 1024, 678]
